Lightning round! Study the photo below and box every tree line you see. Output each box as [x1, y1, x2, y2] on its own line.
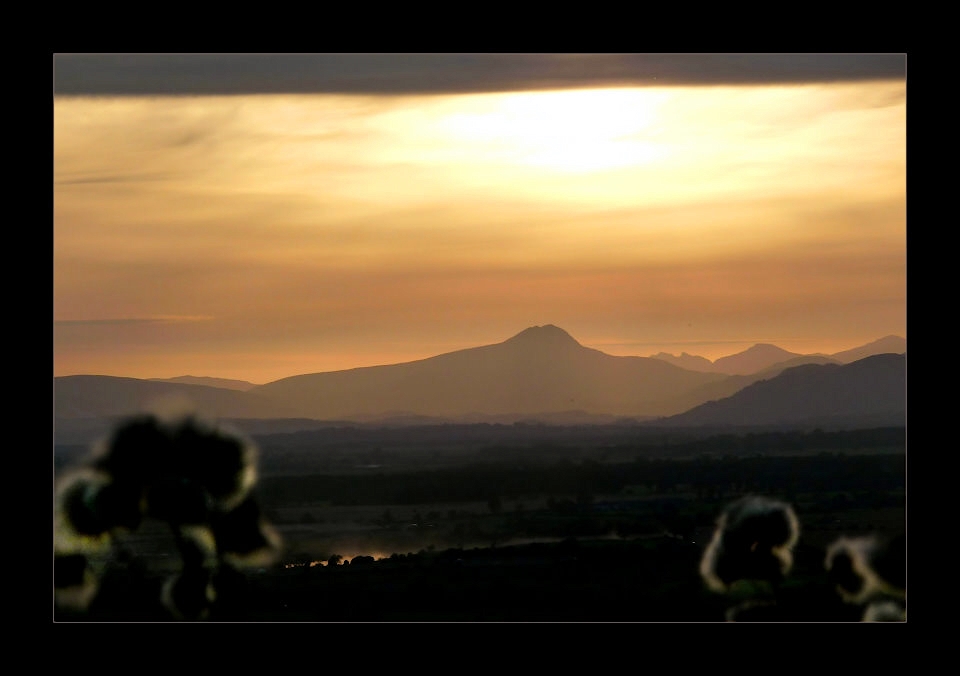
[256, 449, 905, 507]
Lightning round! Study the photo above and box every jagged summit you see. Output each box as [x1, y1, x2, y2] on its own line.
[504, 324, 582, 347]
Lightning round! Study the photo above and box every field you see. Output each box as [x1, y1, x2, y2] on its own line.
[54, 424, 906, 622]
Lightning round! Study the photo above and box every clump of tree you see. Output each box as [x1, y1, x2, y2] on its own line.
[54, 413, 282, 620]
[699, 495, 905, 621]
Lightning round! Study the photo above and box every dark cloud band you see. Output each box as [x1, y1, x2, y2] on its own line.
[54, 53, 906, 97]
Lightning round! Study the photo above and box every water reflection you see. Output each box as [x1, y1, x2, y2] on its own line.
[280, 533, 629, 569]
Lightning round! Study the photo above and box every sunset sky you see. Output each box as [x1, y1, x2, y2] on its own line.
[53, 54, 907, 384]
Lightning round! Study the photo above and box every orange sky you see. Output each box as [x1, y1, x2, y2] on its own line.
[54, 65, 906, 384]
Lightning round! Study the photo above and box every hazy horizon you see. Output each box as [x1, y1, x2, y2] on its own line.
[54, 54, 906, 385]
[54, 325, 905, 386]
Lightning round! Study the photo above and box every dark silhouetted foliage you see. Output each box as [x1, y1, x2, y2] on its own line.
[54, 413, 281, 620]
[700, 495, 905, 621]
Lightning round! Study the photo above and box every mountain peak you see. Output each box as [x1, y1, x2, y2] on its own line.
[505, 324, 581, 347]
[742, 343, 794, 354]
[711, 343, 803, 375]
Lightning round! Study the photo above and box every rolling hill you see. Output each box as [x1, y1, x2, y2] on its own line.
[53, 375, 293, 420]
[53, 326, 906, 431]
[651, 353, 906, 429]
[248, 325, 730, 420]
[148, 375, 258, 391]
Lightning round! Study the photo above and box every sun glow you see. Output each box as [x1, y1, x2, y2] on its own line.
[54, 77, 905, 382]
[437, 87, 671, 173]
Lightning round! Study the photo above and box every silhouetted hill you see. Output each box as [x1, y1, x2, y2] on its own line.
[711, 343, 805, 375]
[250, 325, 729, 420]
[754, 355, 841, 375]
[649, 344, 801, 374]
[653, 343, 816, 376]
[652, 353, 906, 429]
[651, 355, 842, 414]
[53, 328, 907, 428]
[829, 336, 906, 363]
[148, 375, 258, 391]
[54, 375, 294, 420]
[649, 337, 903, 374]
[649, 352, 715, 371]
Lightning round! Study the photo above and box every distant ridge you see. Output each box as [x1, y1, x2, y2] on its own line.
[830, 335, 906, 363]
[249, 325, 727, 420]
[54, 375, 291, 419]
[650, 352, 714, 372]
[149, 375, 258, 391]
[54, 327, 906, 429]
[650, 343, 813, 374]
[650, 336, 905, 374]
[711, 343, 804, 375]
[653, 353, 905, 429]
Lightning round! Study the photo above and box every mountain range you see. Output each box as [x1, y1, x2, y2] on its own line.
[649, 335, 905, 374]
[653, 353, 905, 428]
[53, 325, 905, 434]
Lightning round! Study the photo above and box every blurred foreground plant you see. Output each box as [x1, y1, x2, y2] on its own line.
[698, 495, 800, 619]
[825, 533, 906, 621]
[54, 413, 282, 620]
[700, 494, 905, 622]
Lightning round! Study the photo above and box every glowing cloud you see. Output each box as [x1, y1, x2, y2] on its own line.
[54, 79, 905, 383]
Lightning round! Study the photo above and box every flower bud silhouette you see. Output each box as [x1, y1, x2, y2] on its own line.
[160, 535, 217, 621]
[211, 494, 282, 568]
[146, 474, 210, 525]
[53, 412, 282, 619]
[825, 534, 905, 605]
[58, 472, 117, 538]
[175, 417, 257, 512]
[699, 495, 800, 593]
[54, 470, 125, 552]
[93, 414, 173, 489]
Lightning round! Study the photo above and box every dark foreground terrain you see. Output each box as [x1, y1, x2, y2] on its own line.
[54, 424, 906, 622]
